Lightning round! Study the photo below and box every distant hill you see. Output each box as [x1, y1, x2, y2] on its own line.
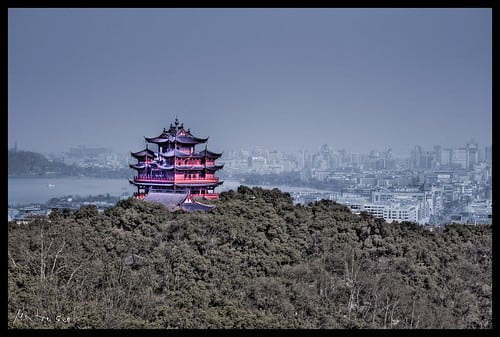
[8, 186, 491, 329]
[8, 149, 129, 178]
[8, 150, 69, 176]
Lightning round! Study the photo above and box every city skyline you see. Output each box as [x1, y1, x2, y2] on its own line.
[8, 8, 492, 155]
[8, 138, 491, 160]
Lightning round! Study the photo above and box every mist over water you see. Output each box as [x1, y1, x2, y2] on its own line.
[8, 177, 135, 206]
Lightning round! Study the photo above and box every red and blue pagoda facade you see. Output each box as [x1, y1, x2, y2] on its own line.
[129, 118, 223, 208]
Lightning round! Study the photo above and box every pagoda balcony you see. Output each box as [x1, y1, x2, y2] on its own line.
[133, 176, 220, 184]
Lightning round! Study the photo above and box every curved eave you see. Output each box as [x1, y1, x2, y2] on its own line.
[190, 153, 221, 159]
[157, 165, 175, 170]
[129, 164, 146, 170]
[205, 164, 224, 171]
[182, 202, 216, 212]
[131, 154, 155, 160]
[131, 148, 155, 158]
[145, 137, 170, 144]
[197, 150, 222, 159]
[145, 130, 176, 143]
[130, 180, 174, 187]
[175, 135, 208, 145]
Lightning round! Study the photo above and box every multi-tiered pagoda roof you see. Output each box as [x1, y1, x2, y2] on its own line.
[145, 126, 208, 145]
[129, 118, 223, 210]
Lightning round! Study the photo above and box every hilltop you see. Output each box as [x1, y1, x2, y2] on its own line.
[8, 149, 129, 178]
[8, 186, 491, 328]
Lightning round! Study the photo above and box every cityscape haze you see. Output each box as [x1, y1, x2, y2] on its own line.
[8, 8, 492, 156]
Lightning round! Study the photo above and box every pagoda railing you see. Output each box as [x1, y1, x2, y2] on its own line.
[133, 176, 220, 184]
[133, 191, 219, 200]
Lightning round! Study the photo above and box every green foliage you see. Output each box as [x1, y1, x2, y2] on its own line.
[8, 186, 492, 329]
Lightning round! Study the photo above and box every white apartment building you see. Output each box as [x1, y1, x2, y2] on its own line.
[344, 201, 420, 223]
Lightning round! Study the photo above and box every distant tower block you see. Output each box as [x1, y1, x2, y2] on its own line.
[129, 118, 224, 201]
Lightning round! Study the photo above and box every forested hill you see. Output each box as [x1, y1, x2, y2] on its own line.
[8, 186, 491, 329]
[8, 150, 129, 177]
[8, 150, 67, 176]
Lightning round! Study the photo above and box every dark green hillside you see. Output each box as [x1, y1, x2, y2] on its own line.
[8, 186, 492, 329]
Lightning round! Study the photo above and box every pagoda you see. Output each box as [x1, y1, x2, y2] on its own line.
[129, 118, 223, 208]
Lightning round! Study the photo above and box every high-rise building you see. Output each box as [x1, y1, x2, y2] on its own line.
[485, 145, 492, 164]
[350, 152, 361, 165]
[422, 151, 434, 169]
[452, 148, 467, 169]
[410, 145, 434, 170]
[433, 145, 442, 166]
[466, 140, 479, 170]
[441, 148, 452, 167]
[129, 118, 223, 209]
[411, 145, 423, 170]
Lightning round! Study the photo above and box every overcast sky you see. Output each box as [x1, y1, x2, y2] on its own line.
[8, 8, 492, 156]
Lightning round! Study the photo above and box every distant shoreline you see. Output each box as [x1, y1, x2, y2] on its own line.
[8, 176, 134, 206]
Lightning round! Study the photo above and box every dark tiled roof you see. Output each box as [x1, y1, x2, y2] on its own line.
[131, 148, 155, 159]
[144, 192, 188, 211]
[205, 164, 224, 171]
[129, 163, 146, 170]
[145, 124, 208, 145]
[143, 192, 215, 212]
[181, 202, 215, 212]
[197, 149, 222, 159]
[176, 135, 208, 144]
[175, 181, 223, 188]
[129, 180, 175, 187]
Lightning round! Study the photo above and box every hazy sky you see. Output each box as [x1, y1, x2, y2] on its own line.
[8, 8, 492, 156]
